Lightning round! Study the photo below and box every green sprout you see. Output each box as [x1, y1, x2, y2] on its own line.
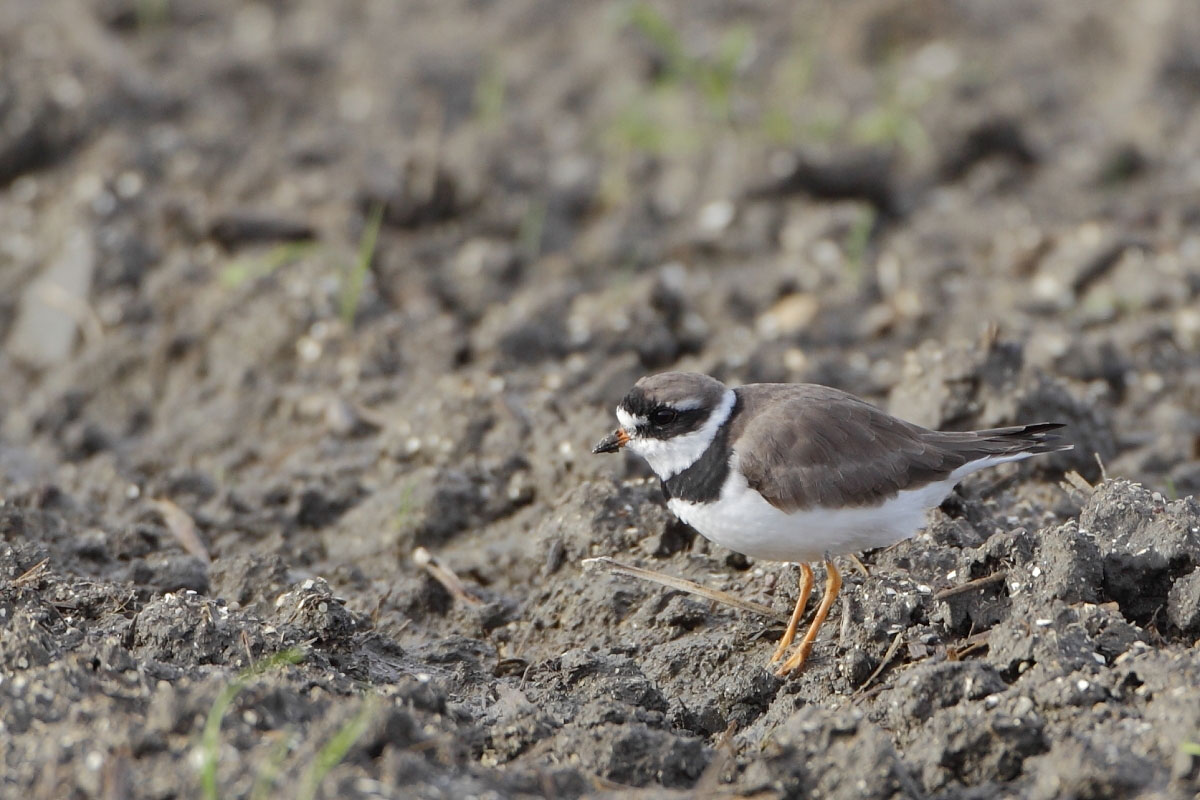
[391, 483, 417, 532]
[220, 241, 317, 289]
[474, 57, 507, 128]
[340, 203, 384, 326]
[844, 206, 877, 281]
[627, 3, 689, 83]
[198, 648, 375, 800]
[199, 648, 305, 800]
[625, 3, 751, 120]
[298, 698, 377, 800]
[849, 58, 931, 157]
[1164, 476, 1179, 502]
[518, 197, 547, 261]
[601, 3, 757, 205]
[249, 731, 296, 800]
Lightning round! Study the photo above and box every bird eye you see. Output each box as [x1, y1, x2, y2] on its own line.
[649, 408, 677, 426]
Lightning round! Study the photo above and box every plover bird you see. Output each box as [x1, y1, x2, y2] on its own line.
[593, 372, 1071, 676]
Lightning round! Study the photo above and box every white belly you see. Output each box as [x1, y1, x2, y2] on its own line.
[667, 465, 983, 563]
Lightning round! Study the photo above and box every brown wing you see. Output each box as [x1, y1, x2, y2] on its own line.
[731, 384, 969, 511]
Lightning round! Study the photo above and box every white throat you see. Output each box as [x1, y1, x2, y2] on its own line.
[619, 388, 737, 479]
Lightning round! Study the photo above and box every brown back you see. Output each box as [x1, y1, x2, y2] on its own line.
[731, 383, 1063, 511]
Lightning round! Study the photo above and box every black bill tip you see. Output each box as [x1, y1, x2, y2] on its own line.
[592, 428, 629, 454]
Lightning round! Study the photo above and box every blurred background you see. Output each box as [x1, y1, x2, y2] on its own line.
[1, 1, 1199, 798]
[2, 0, 1197, 491]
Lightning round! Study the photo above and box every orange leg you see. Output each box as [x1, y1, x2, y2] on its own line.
[769, 563, 813, 665]
[776, 558, 842, 677]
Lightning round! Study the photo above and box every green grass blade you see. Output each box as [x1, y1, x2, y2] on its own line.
[198, 648, 305, 800]
[298, 697, 377, 800]
[340, 204, 385, 326]
[220, 240, 317, 289]
[844, 206, 877, 281]
[626, 2, 688, 82]
[200, 681, 247, 800]
[250, 729, 296, 800]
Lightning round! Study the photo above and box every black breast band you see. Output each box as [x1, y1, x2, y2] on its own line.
[662, 391, 742, 503]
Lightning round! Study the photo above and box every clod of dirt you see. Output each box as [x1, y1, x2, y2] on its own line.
[538, 479, 676, 565]
[938, 117, 1038, 183]
[1081, 479, 1200, 629]
[746, 147, 900, 218]
[887, 338, 1024, 430]
[480, 684, 556, 761]
[672, 666, 781, 736]
[1033, 520, 1104, 605]
[743, 708, 913, 799]
[361, 157, 465, 229]
[558, 722, 709, 788]
[495, 302, 572, 367]
[1027, 736, 1156, 800]
[558, 648, 670, 716]
[295, 483, 363, 530]
[271, 578, 359, 645]
[1167, 570, 1200, 634]
[129, 591, 265, 666]
[379, 463, 533, 551]
[209, 553, 291, 612]
[0, 95, 89, 189]
[207, 209, 315, 250]
[908, 700, 1047, 793]
[125, 553, 210, 594]
[880, 661, 1008, 729]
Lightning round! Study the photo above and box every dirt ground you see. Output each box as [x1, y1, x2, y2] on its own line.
[2, 1, 1199, 798]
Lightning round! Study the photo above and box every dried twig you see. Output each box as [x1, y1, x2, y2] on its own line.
[413, 547, 481, 606]
[583, 557, 790, 624]
[371, 588, 393, 626]
[151, 498, 210, 564]
[948, 631, 991, 661]
[11, 558, 51, 587]
[856, 629, 905, 694]
[1061, 470, 1094, 497]
[349, 401, 392, 431]
[240, 630, 254, 665]
[934, 571, 1007, 601]
[848, 553, 870, 577]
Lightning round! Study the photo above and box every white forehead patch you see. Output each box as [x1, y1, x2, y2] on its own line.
[616, 407, 645, 431]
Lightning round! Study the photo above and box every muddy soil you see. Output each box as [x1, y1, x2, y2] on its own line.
[2, 1, 1199, 798]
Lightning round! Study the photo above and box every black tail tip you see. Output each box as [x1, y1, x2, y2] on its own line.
[1020, 422, 1067, 436]
[1023, 422, 1072, 455]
